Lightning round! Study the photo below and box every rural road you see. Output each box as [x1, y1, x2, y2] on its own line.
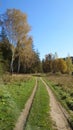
[14, 77, 72, 130]
[41, 78, 71, 130]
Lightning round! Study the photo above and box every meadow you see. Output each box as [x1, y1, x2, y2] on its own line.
[0, 73, 73, 130]
[0, 74, 35, 130]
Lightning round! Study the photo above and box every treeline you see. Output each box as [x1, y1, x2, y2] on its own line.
[0, 9, 41, 74]
[42, 53, 73, 74]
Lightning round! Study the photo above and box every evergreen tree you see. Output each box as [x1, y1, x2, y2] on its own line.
[0, 27, 12, 71]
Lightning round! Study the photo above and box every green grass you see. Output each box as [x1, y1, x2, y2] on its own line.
[25, 78, 53, 130]
[6, 76, 35, 110]
[0, 75, 35, 130]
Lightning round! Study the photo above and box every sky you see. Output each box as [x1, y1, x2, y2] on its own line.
[0, 0, 73, 59]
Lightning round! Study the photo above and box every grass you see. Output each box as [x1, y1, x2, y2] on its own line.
[0, 74, 35, 130]
[25, 78, 53, 130]
[44, 73, 73, 129]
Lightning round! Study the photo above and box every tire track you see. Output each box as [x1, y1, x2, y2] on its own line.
[41, 78, 72, 130]
[14, 78, 37, 130]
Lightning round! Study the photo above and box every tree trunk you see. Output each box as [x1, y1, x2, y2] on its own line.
[10, 50, 14, 74]
[17, 56, 20, 73]
[10, 57, 14, 74]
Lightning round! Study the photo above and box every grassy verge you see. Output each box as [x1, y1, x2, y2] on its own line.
[0, 75, 35, 130]
[43, 74, 73, 129]
[25, 78, 53, 130]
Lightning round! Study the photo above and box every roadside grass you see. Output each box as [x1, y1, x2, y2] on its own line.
[25, 78, 53, 130]
[44, 74, 73, 128]
[0, 75, 35, 130]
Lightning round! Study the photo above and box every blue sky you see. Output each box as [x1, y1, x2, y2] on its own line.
[0, 0, 73, 59]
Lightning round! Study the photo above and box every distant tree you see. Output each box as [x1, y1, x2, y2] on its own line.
[53, 52, 58, 59]
[31, 50, 42, 73]
[58, 59, 67, 73]
[52, 59, 59, 73]
[42, 54, 53, 73]
[45, 53, 53, 61]
[66, 55, 73, 74]
[42, 59, 45, 72]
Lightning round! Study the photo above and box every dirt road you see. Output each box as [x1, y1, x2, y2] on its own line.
[41, 78, 71, 130]
[14, 77, 72, 130]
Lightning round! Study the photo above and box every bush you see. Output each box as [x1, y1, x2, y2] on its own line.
[70, 92, 73, 97]
[61, 93, 67, 100]
[66, 99, 73, 110]
[70, 117, 73, 129]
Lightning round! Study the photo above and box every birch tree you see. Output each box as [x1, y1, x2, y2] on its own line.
[0, 9, 30, 73]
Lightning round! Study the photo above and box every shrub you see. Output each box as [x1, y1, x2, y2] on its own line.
[61, 93, 67, 100]
[70, 92, 73, 97]
[70, 117, 73, 129]
[66, 99, 73, 110]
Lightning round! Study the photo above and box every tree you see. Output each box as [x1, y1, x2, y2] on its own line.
[45, 53, 53, 61]
[14, 36, 36, 73]
[0, 9, 30, 73]
[14, 36, 33, 73]
[31, 50, 42, 73]
[66, 56, 73, 74]
[0, 27, 12, 71]
[42, 53, 53, 73]
[52, 58, 67, 74]
[53, 52, 58, 60]
[15, 40, 25, 73]
[21, 38, 34, 73]
[58, 59, 67, 73]
[0, 27, 12, 61]
[52, 59, 59, 73]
